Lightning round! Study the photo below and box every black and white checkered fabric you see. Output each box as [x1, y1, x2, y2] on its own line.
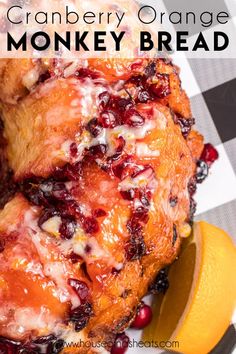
[128, 0, 236, 353]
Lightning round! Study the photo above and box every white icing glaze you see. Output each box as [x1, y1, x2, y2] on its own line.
[23, 209, 80, 308]
[22, 66, 40, 90]
[41, 216, 62, 237]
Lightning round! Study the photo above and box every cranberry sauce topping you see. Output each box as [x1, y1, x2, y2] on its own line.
[20, 62, 167, 266]
[67, 277, 93, 332]
[22, 171, 100, 237]
[124, 61, 171, 105]
[111, 333, 129, 354]
[131, 302, 153, 329]
[97, 91, 146, 129]
[149, 268, 169, 294]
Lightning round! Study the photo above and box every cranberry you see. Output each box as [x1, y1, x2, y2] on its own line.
[176, 117, 195, 138]
[188, 178, 197, 196]
[99, 110, 118, 128]
[123, 109, 145, 127]
[99, 91, 110, 108]
[111, 267, 121, 275]
[125, 231, 146, 261]
[75, 68, 99, 80]
[200, 143, 219, 166]
[61, 162, 82, 181]
[149, 74, 171, 98]
[38, 208, 58, 228]
[113, 137, 126, 159]
[84, 244, 92, 253]
[111, 333, 129, 354]
[112, 156, 137, 179]
[131, 302, 153, 329]
[127, 216, 142, 235]
[145, 62, 156, 77]
[69, 252, 82, 264]
[132, 165, 154, 181]
[137, 90, 150, 103]
[88, 144, 107, 158]
[68, 279, 89, 302]
[169, 195, 178, 207]
[37, 70, 51, 84]
[93, 208, 107, 218]
[0, 336, 20, 354]
[120, 189, 136, 201]
[59, 218, 76, 240]
[149, 268, 169, 294]
[70, 142, 78, 158]
[68, 302, 93, 332]
[133, 207, 149, 224]
[116, 98, 133, 111]
[128, 75, 144, 86]
[196, 160, 209, 183]
[139, 190, 151, 207]
[22, 179, 49, 207]
[33, 335, 64, 354]
[61, 200, 81, 218]
[51, 182, 71, 201]
[86, 118, 103, 138]
[82, 216, 99, 234]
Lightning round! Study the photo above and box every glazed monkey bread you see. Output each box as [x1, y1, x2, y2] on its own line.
[0, 55, 204, 354]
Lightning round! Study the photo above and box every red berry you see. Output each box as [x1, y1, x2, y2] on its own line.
[124, 109, 145, 127]
[99, 110, 118, 128]
[70, 142, 78, 158]
[68, 279, 89, 302]
[93, 208, 107, 218]
[131, 302, 152, 329]
[200, 143, 219, 166]
[111, 333, 129, 354]
[82, 216, 99, 234]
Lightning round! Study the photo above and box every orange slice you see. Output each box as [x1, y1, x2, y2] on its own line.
[143, 221, 236, 354]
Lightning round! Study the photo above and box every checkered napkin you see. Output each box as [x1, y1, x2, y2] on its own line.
[128, 0, 236, 353]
